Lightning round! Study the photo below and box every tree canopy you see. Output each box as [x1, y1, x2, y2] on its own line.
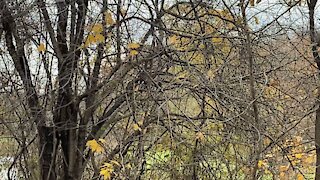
[0, 0, 320, 180]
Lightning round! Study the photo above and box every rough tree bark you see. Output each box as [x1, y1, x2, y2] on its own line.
[308, 0, 320, 179]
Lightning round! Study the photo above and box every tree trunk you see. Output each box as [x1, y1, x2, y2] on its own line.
[38, 127, 56, 180]
[308, 0, 320, 179]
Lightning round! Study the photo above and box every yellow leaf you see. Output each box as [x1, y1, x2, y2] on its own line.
[95, 33, 105, 43]
[284, 95, 291, 99]
[303, 155, 314, 165]
[276, 105, 284, 113]
[130, 50, 139, 56]
[125, 163, 132, 169]
[133, 123, 142, 131]
[265, 153, 273, 158]
[291, 160, 299, 166]
[175, 71, 187, 80]
[199, 43, 205, 49]
[92, 23, 103, 34]
[295, 153, 303, 159]
[168, 35, 178, 45]
[258, 160, 265, 168]
[86, 139, 104, 153]
[85, 34, 96, 47]
[212, 37, 223, 44]
[254, 16, 259, 24]
[263, 138, 271, 146]
[102, 163, 113, 168]
[280, 172, 286, 180]
[208, 9, 222, 16]
[37, 43, 46, 52]
[128, 43, 140, 49]
[217, 122, 224, 129]
[99, 138, 106, 144]
[137, 120, 144, 126]
[264, 86, 277, 97]
[264, 169, 271, 174]
[100, 163, 114, 180]
[195, 132, 205, 141]
[100, 169, 111, 180]
[110, 160, 121, 167]
[297, 173, 304, 180]
[105, 11, 115, 25]
[207, 69, 215, 79]
[279, 165, 289, 172]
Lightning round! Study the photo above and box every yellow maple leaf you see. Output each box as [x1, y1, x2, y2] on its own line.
[195, 132, 205, 141]
[130, 50, 139, 56]
[295, 153, 303, 159]
[257, 160, 266, 168]
[86, 139, 104, 153]
[95, 33, 105, 43]
[37, 43, 46, 52]
[297, 173, 304, 180]
[133, 123, 142, 131]
[92, 23, 103, 34]
[100, 169, 111, 180]
[168, 35, 178, 45]
[85, 34, 96, 47]
[105, 11, 115, 25]
[100, 163, 114, 180]
[128, 43, 140, 49]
